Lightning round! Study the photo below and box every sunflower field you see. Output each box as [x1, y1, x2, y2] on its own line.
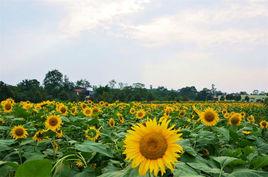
[0, 98, 268, 177]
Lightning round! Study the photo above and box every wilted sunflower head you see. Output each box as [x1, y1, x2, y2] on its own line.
[45, 115, 62, 132]
[200, 108, 219, 126]
[85, 126, 100, 141]
[11, 125, 28, 140]
[228, 113, 242, 126]
[33, 129, 46, 142]
[260, 120, 268, 129]
[124, 119, 183, 176]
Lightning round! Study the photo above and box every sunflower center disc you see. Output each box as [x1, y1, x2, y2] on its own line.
[15, 128, 24, 136]
[204, 112, 215, 122]
[140, 132, 167, 160]
[49, 118, 58, 126]
[231, 117, 239, 125]
[5, 103, 11, 110]
[61, 107, 66, 113]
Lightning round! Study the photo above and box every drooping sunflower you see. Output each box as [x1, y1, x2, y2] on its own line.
[199, 108, 219, 126]
[108, 118, 115, 127]
[45, 115, 62, 131]
[11, 125, 28, 140]
[83, 107, 93, 117]
[259, 120, 268, 129]
[136, 109, 146, 119]
[70, 106, 78, 116]
[228, 113, 242, 126]
[85, 126, 100, 141]
[33, 129, 46, 142]
[124, 119, 183, 176]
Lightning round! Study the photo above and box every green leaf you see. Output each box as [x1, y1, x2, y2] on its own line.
[187, 162, 221, 174]
[75, 141, 113, 157]
[212, 156, 238, 168]
[214, 127, 230, 141]
[173, 162, 199, 176]
[227, 169, 268, 177]
[15, 159, 52, 177]
[251, 156, 268, 169]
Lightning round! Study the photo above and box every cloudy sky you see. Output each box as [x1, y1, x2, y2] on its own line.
[0, 0, 267, 93]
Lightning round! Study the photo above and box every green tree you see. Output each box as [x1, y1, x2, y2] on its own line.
[16, 79, 44, 102]
[43, 69, 64, 99]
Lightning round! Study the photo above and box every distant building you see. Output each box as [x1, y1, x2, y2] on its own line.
[74, 87, 89, 96]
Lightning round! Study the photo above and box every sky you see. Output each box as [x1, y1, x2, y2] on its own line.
[0, 0, 267, 93]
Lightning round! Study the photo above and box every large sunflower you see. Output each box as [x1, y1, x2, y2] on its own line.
[45, 115, 62, 131]
[11, 125, 28, 140]
[124, 119, 183, 176]
[228, 113, 242, 126]
[199, 108, 219, 126]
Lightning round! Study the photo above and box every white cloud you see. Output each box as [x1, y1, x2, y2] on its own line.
[122, 0, 268, 47]
[49, 0, 151, 37]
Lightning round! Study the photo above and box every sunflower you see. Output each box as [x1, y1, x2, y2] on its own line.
[70, 106, 77, 116]
[228, 113, 242, 126]
[85, 126, 100, 141]
[3, 101, 13, 113]
[11, 125, 28, 140]
[136, 109, 146, 119]
[179, 110, 186, 117]
[130, 108, 136, 115]
[221, 109, 227, 115]
[199, 108, 219, 126]
[45, 115, 62, 132]
[108, 118, 115, 127]
[33, 129, 46, 142]
[247, 115, 255, 124]
[57, 104, 68, 115]
[259, 120, 268, 129]
[118, 114, 125, 124]
[56, 129, 63, 138]
[124, 119, 183, 176]
[241, 112, 246, 118]
[83, 107, 93, 117]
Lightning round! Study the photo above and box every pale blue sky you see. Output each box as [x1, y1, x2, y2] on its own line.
[0, 0, 267, 93]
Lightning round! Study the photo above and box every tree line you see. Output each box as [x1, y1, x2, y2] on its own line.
[0, 69, 266, 102]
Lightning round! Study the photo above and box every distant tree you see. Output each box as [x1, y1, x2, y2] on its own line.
[43, 69, 64, 99]
[197, 88, 213, 101]
[17, 79, 44, 102]
[0, 81, 14, 101]
[76, 79, 91, 89]
[178, 86, 197, 101]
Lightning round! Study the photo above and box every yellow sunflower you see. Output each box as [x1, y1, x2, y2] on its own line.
[247, 115, 255, 124]
[57, 104, 68, 115]
[199, 108, 219, 126]
[45, 115, 62, 131]
[260, 120, 268, 129]
[3, 101, 13, 113]
[11, 125, 28, 140]
[136, 109, 146, 119]
[228, 113, 242, 126]
[124, 119, 183, 176]
[179, 110, 186, 117]
[130, 108, 136, 115]
[108, 118, 115, 127]
[85, 126, 100, 141]
[83, 107, 93, 117]
[70, 106, 78, 116]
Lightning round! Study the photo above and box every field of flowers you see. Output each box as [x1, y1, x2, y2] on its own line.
[0, 98, 268, 177]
